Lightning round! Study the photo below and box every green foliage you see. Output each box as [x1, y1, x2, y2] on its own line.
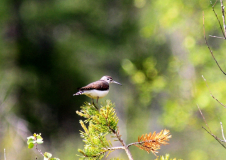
[44, 152, 60, 160]
[76, 100, 118, 159]
[27, 133, 60, 160]
[27, 133, 43, 149]
[76, 100, 173, 159]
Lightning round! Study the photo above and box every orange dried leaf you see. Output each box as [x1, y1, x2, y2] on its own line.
[135, 129, 171, 156]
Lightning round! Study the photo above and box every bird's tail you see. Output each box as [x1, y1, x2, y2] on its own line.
[73, 91, 83, 96]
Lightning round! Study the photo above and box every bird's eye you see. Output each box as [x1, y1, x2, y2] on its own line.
[107, 78, 109, 80]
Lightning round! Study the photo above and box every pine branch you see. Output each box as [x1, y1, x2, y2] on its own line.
[77, 100, 171, 159]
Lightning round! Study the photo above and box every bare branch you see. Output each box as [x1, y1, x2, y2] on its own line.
[220, 122, 226, 142]
[112, 128, 133, 160]
[104, 115, 133, 159]
[90, 146, 125, 157]
[104, 146, 125, 150]
[4, 149, 6, 160]
[197, 104, 212, 133]
[35, 143, 44, 157]
[127, 140, 156, 148]
[197, 105, 226, 148]
[220, 0, 226, 36]
[209, 35, 225, 39]
[202, 126, 226, 148]
[202, 75, 226, 108]
[93, 140, 160, 158]
[212, 0, 218, 8]
[96, 139, 168, 158]
[211, 0, 226, 38]
[200, 0, 226, 150]
[203, 12, 226, 75]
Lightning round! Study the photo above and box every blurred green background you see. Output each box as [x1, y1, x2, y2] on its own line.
[1, 0, 226, 159]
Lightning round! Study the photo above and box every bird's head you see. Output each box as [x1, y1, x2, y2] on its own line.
[100, 76, 122, 85]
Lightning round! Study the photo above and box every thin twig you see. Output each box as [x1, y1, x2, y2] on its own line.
[94, 128, 133, 160]
[90, 146, 125, 157]
[104, 110, 133, 160]
[197, 104, 212, 133]
[209, 35, 225, 39]
[211, 0, 226, 38]
[197, 105, 226, 148]
[127, 140, 156, 148]
[96, 140, 161, 157]
[212, 0, 218, 7]
[35, 143, 44, 157]
[203, 12, 226, 75]
[4, 148, 6, 160]
[104, 146, 125, 150]
[220, 0, 226, 36]
[202, 126, 226, 148]
[220, 122, 226, 142]
[202, 75, 226, 108]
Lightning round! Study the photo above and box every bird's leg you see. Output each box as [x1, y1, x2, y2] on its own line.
[92, 98, 98, 110]
[97, 97, 99, 104]
[91, 97, 99, 110]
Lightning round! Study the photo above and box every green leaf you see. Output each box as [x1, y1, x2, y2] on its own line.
[27, 136, 35, 140]
[28, 143, 34, 149]
[27, 138, 36, 144]
[44, 152, 52, 159]
[36, 134, 44, 144]
[27, 136, 36, 145]
[36, 138, 43, 144]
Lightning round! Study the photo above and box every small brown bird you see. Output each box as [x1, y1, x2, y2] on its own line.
[73, 76, 122, 104]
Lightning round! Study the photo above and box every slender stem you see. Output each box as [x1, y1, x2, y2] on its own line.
[203, 12, 226, 75]
[127, 140, 156, 148]
[4, 148, 6, 160]
[104, 146, 126, 150]
[202, 75, 226, 108]
[202, 126, 226, 148]
[35, 143, 44, 157]
[220, 0, 226, 37]
[209, 35, 225, 39]
[197, 105, 226, 148]
[197, 104, 212, 133]
[91, 146, 125, 157]
[220, 122, 226, 142]
[211, 0, 226, 38]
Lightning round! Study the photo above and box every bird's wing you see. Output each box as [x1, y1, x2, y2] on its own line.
[79, 80, 109, 91]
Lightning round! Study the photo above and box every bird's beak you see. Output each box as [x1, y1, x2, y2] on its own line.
[112, 80, 122, 85]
